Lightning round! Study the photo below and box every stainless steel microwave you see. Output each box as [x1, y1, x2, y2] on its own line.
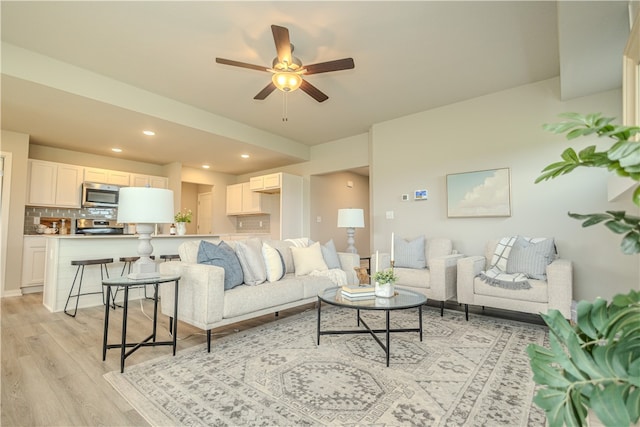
[82, 182, 121, 208]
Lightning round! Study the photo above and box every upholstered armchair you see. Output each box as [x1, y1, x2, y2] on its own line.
[374, 236, 463, 316]
[456, 237, 572, 320]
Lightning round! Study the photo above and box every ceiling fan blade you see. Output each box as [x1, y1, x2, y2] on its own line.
[304, 58, 355, 75]
[254, 82, 277, 100]
[216, 58, 269, 72]
[271, 25, 292, 65]
[299, 79, 329, 103]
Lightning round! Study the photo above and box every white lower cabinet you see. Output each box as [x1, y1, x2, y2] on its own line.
[22, 236, 47, 293]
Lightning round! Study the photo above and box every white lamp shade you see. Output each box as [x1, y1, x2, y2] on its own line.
[337, 208, 364, 228]
[117, 187, 174, 224]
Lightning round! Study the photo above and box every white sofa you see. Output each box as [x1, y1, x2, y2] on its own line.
[158, 238, 360, 351]
[374, 237, 463, 316]
[456, 238, 573, 320]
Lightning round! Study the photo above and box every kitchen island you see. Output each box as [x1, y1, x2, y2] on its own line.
[42, 233, 266, 312]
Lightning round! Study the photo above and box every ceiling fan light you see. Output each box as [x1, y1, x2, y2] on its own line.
[272, 72, 302, 92]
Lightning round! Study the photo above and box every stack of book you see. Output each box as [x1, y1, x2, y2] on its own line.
[341, 285, 375, 300]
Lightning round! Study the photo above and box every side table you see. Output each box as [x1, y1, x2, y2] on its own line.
[102, 274, 180, 373]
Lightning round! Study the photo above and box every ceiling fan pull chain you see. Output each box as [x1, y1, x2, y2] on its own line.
[282, 92, 288, 122]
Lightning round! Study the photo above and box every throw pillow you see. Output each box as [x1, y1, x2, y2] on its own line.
[262, 242, 286, 282]
[320, 239, 342, 269]
[290, 242, 328, 276]
[196, 240, 244, 290]
[393, 235, 426, 269]
[234, 238, 267, 286]
[506, 236, 556, 280]
[263, 239, 295, 273]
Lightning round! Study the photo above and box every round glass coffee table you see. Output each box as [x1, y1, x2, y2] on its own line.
[317, 287, 427, 366]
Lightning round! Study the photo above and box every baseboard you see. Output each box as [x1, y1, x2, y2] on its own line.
[1, 289, 23, 298]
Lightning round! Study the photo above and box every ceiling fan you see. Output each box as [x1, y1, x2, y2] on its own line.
[216, 25, 355, 103]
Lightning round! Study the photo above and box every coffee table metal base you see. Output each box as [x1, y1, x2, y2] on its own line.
[317, 301, 423, 367]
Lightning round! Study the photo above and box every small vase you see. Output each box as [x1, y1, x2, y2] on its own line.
[176, 222, 187, 236]
[375, 282, 395, 298]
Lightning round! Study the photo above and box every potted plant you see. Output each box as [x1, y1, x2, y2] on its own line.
[527, 113, 640, 427]
[372, 268, 398, 298]
[174, 209, 192, 235]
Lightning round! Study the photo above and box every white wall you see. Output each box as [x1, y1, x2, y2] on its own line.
[371, 77, 639, 301]
[1, 130, 29, 295]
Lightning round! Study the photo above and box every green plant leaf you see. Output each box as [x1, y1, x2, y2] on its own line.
[590, 383, 631, 426]
[620, 231, 640, 254]
[627, 387, 640, 422]
[605, 219, 634, 234]
[633, 186, 640, 207]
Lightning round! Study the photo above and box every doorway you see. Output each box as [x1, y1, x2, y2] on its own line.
[197, 192, 213, 234]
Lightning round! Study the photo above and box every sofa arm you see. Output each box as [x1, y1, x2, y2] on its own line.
[158, 262, 226, 329]
[338, 252, 360, 285]
[456, 256, 486, 304]
[546, 258, 573, 319]
[429, 253, 464, 301]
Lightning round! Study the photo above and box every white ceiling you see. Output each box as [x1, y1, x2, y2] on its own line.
[1, 1, 632, 175]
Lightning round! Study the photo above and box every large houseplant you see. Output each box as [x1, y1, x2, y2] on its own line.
[527, 113, 640, 426]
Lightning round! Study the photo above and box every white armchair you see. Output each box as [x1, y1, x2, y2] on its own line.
[456, 239, 572, 320]
[375, 237, 463, 316]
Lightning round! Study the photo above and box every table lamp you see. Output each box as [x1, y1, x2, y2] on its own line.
[117, 187, 174, 279]
[337, 208, 364, 254]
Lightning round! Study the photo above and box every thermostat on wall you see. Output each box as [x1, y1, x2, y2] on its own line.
[401, 194, 409, 201]
[414, 189, 428, 200]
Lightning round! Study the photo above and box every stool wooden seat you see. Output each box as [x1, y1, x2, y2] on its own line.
[64, 258, 113, 317]
[160, 254, 180, 262]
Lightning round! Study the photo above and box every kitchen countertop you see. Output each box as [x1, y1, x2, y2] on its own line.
[28, 233, 270, 239]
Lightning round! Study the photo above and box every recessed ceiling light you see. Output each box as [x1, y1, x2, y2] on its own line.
[241, 154, 250, 159]
[202, 164, 210, 169]
[111, 148, 123, 153]
[143, 130, 155, 136]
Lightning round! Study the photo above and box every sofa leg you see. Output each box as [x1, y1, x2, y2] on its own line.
[440, 301, 444, 317]
[275, 311, 279, 317]
[207, 330, 211, 353]
[465, 304, 469, 321]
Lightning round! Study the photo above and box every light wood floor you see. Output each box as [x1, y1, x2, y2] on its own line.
[1, 292, 543, 426]
[1, 292, 312, 426]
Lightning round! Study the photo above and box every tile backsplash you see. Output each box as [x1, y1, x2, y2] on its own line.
[24, 206, 117, 235]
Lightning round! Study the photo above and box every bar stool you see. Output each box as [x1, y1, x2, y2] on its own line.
[112, 256, 155, 305]
[160, 254, 180, 262]
[64, 258, 113, 317]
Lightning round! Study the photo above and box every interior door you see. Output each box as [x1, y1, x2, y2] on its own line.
[197, 192, 213, 234]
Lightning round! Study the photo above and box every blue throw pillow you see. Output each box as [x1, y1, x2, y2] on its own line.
[197, 240, 244, 290]
[320, 239, 342, 269]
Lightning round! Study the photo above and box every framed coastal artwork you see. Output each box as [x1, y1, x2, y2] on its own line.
[446, 168, 511, 218]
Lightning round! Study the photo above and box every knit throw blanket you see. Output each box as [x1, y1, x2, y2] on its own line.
[478, 236, 531, 290]
[310, 268, 348, 286]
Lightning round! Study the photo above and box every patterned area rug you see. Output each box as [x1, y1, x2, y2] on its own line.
[104, 306, 547, 426]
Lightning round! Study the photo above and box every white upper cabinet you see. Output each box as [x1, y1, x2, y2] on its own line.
[250, 173, 281, 193]
[84, 167, 130, 186]
[130, 173, 169, 188]
[226, 182, 267, 215]
[27, 160, 83, 208]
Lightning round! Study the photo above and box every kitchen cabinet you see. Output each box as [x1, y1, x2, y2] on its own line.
[22, 236, 46, 293]
[84, 167, 130, 186]
[27, 160, 83, 208]
[130, 174, 169, 188]
[226, 182, 266, 215]
[249, 173, 281, 193]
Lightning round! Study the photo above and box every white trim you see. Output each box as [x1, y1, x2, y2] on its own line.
[1, 152, 13, 297]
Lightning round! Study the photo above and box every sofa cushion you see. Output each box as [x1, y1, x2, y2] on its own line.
[234, 238, 267, 286]
[474, 276, 548, 303]
[291, 242, 328, 276]
[425, 238, 453, 268]
[262, 242, 286, 282]
[223, 278, 304, 318]
[320, 239, 342, 269]
[180, 239, 220, 264]
[196, 240, 244, 290]
[394, 235, 426, 269]
[506, 236, 555, 280]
